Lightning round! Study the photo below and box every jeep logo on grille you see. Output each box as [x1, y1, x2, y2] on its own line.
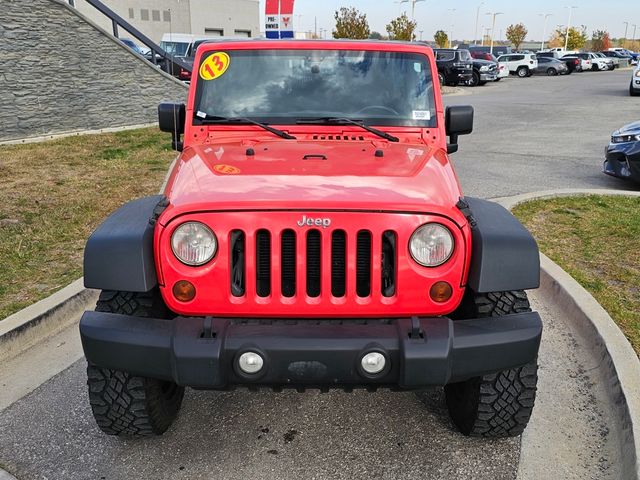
[297, 215, 331, 228]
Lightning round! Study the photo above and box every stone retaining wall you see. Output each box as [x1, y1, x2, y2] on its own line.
[0, 0, 188, 142]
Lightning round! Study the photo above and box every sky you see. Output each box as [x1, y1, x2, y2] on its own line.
[258, 0, 640, 42]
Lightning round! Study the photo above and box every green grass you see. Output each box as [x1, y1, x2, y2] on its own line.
[0, 128, 176, 319]
[513, 195, 640, 355]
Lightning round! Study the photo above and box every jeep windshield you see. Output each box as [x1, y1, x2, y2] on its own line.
[193, 49, 436, 128]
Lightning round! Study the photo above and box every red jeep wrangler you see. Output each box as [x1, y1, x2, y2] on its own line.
[80, 40, 542, 438]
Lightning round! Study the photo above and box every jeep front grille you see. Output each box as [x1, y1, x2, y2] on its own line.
[230, 228, 397, 300]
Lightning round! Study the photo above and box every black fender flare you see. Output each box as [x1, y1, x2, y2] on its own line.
[84, 196, 168, 292]
[460, 197, 540, 293]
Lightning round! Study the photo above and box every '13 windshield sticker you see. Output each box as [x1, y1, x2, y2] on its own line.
[199, 52, 230, 80]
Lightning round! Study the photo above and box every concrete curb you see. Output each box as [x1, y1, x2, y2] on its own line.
[0, 279, 97, 363]
[0, 468, 18, 480]
[495, 189, 640, 480]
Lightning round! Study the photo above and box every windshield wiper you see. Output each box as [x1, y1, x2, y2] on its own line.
[195, 114, 296, 140]
[296, 117, 399, 143]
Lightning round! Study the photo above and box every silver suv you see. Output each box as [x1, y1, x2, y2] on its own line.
[497, 53, 538, 78]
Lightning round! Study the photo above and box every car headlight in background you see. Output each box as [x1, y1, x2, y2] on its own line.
[171, 221, 217, 266]
[480, 65, 489, 72]
[409, 223, 454, 267]
[612, 134, 640, 144]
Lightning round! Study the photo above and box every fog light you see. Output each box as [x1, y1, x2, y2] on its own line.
[430, 281, 453, 303]
[361, 352, 386, 375]
[173, 280, 196, 302]
[238, 352, 264, 374]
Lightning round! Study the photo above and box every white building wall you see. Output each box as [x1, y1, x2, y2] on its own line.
[72, 0, 258, 43]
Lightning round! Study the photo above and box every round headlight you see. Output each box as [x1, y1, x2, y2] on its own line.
[171, 222, 217, 266]
[409, 223, 454, 267]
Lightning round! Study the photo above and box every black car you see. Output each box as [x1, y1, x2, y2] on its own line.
[558, 56, 583, 73]
[534, 57, 569, 76]
[467, 58, 498, 86]
[603, 121, 640, 183]
[434, 49, 473, 86]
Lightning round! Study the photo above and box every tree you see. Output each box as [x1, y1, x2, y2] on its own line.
[591, 30, 610, 51]
[434, 30, 449, 48]
[506, 23, 528, 51]
[333, 7, 370, 40]
[369, 31, 383, 40]
[554, 26, 588, 50]
[386, 13, 417, 41]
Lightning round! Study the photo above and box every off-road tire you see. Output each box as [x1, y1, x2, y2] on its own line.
[444, 290, 538, 437]
[516, 66, 529, 78]
[87, 290, 184, 436]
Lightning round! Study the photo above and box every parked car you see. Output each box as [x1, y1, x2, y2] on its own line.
[534, 57, 569, 75]
[496, 53, 538, 77]
[603, 120, 640, 183]
[120, 38, 146, 56]
[434, 48, 473, 86]
[594, 52, 619, 69]
[468, 45, 512, 57]
[631, 64, 640, 96]
[80, 39, 543, 439]
[467, 58, 498, 86]
[558, 56, 582, 73]
[574, 53, 613, 71]
[608, 48, 638, 63]
[562, 54, 591, 72]
[470, 51, 507, 81]
[601, 50, 632, 68]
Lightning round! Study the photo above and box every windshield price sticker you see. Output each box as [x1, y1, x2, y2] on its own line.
[412, 110, 431, 121]
[199, 52, 230, 80]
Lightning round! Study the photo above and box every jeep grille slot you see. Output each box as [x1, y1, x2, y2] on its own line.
[331, 230, 347, 297]
[230, 230, 245, 297]
[256, 230, 271, 297]
[281, 229, 296, 297]
[381, 231, 397, 297]
[306, 230, 321, 297]
[356, 231, 372, 297]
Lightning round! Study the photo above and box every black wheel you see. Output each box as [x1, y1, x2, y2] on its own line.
[516, 66, 529, 78]
[86, 290, 184, 436]
[546, 67, 558, 76]
[631, 83, 640, 97]
[468, 71, 480, 87]
[443, 290, 538, 437]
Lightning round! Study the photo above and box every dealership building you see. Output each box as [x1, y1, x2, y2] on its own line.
[71, 0, 260, 43]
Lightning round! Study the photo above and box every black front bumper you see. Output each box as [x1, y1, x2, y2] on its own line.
[80, 312, 542, 390]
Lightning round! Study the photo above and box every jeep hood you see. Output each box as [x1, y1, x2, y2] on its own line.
[162, 140, 463, 222]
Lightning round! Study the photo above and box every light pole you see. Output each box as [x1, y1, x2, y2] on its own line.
[539, 13, 552, 51]
[633, 24, 638, 46]
[397, 0, 426, 19]
[447, 8, 456, 47]
[419, 30, 424, 41]
[624, 21, 629, 47]
[564, 6, 577, 51]
[486, 12, 503, 55]
[474, 2, 484, 45]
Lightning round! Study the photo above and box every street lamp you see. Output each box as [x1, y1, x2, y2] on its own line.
[447, 8, 456, 48]
[486, 12, 503, 55]
[564, 6, 577, 52]
[397, 0, 426, 19]
[633, 24, 638, 45]
[539, 13, 552, 51]
[623, 21, 629, 47]
[474, 2, 484, 45]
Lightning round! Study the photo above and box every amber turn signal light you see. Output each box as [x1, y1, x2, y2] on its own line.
[173, 280, 196, 302]
[430, 281, 453, 303]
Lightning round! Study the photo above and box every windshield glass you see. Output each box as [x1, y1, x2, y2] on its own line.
[161, 41, 190, 57]
[194, 49, 436, 127]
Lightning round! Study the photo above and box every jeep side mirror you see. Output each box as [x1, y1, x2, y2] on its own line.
[445, 105, 474, 154]
[158, 103, 186, 151]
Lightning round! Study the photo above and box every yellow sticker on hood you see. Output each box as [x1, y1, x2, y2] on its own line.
[199, 52, 230, 80]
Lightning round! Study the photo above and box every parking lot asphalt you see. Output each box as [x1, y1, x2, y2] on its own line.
[0, 69, 636, 480]
[446, 68, 640, 199]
